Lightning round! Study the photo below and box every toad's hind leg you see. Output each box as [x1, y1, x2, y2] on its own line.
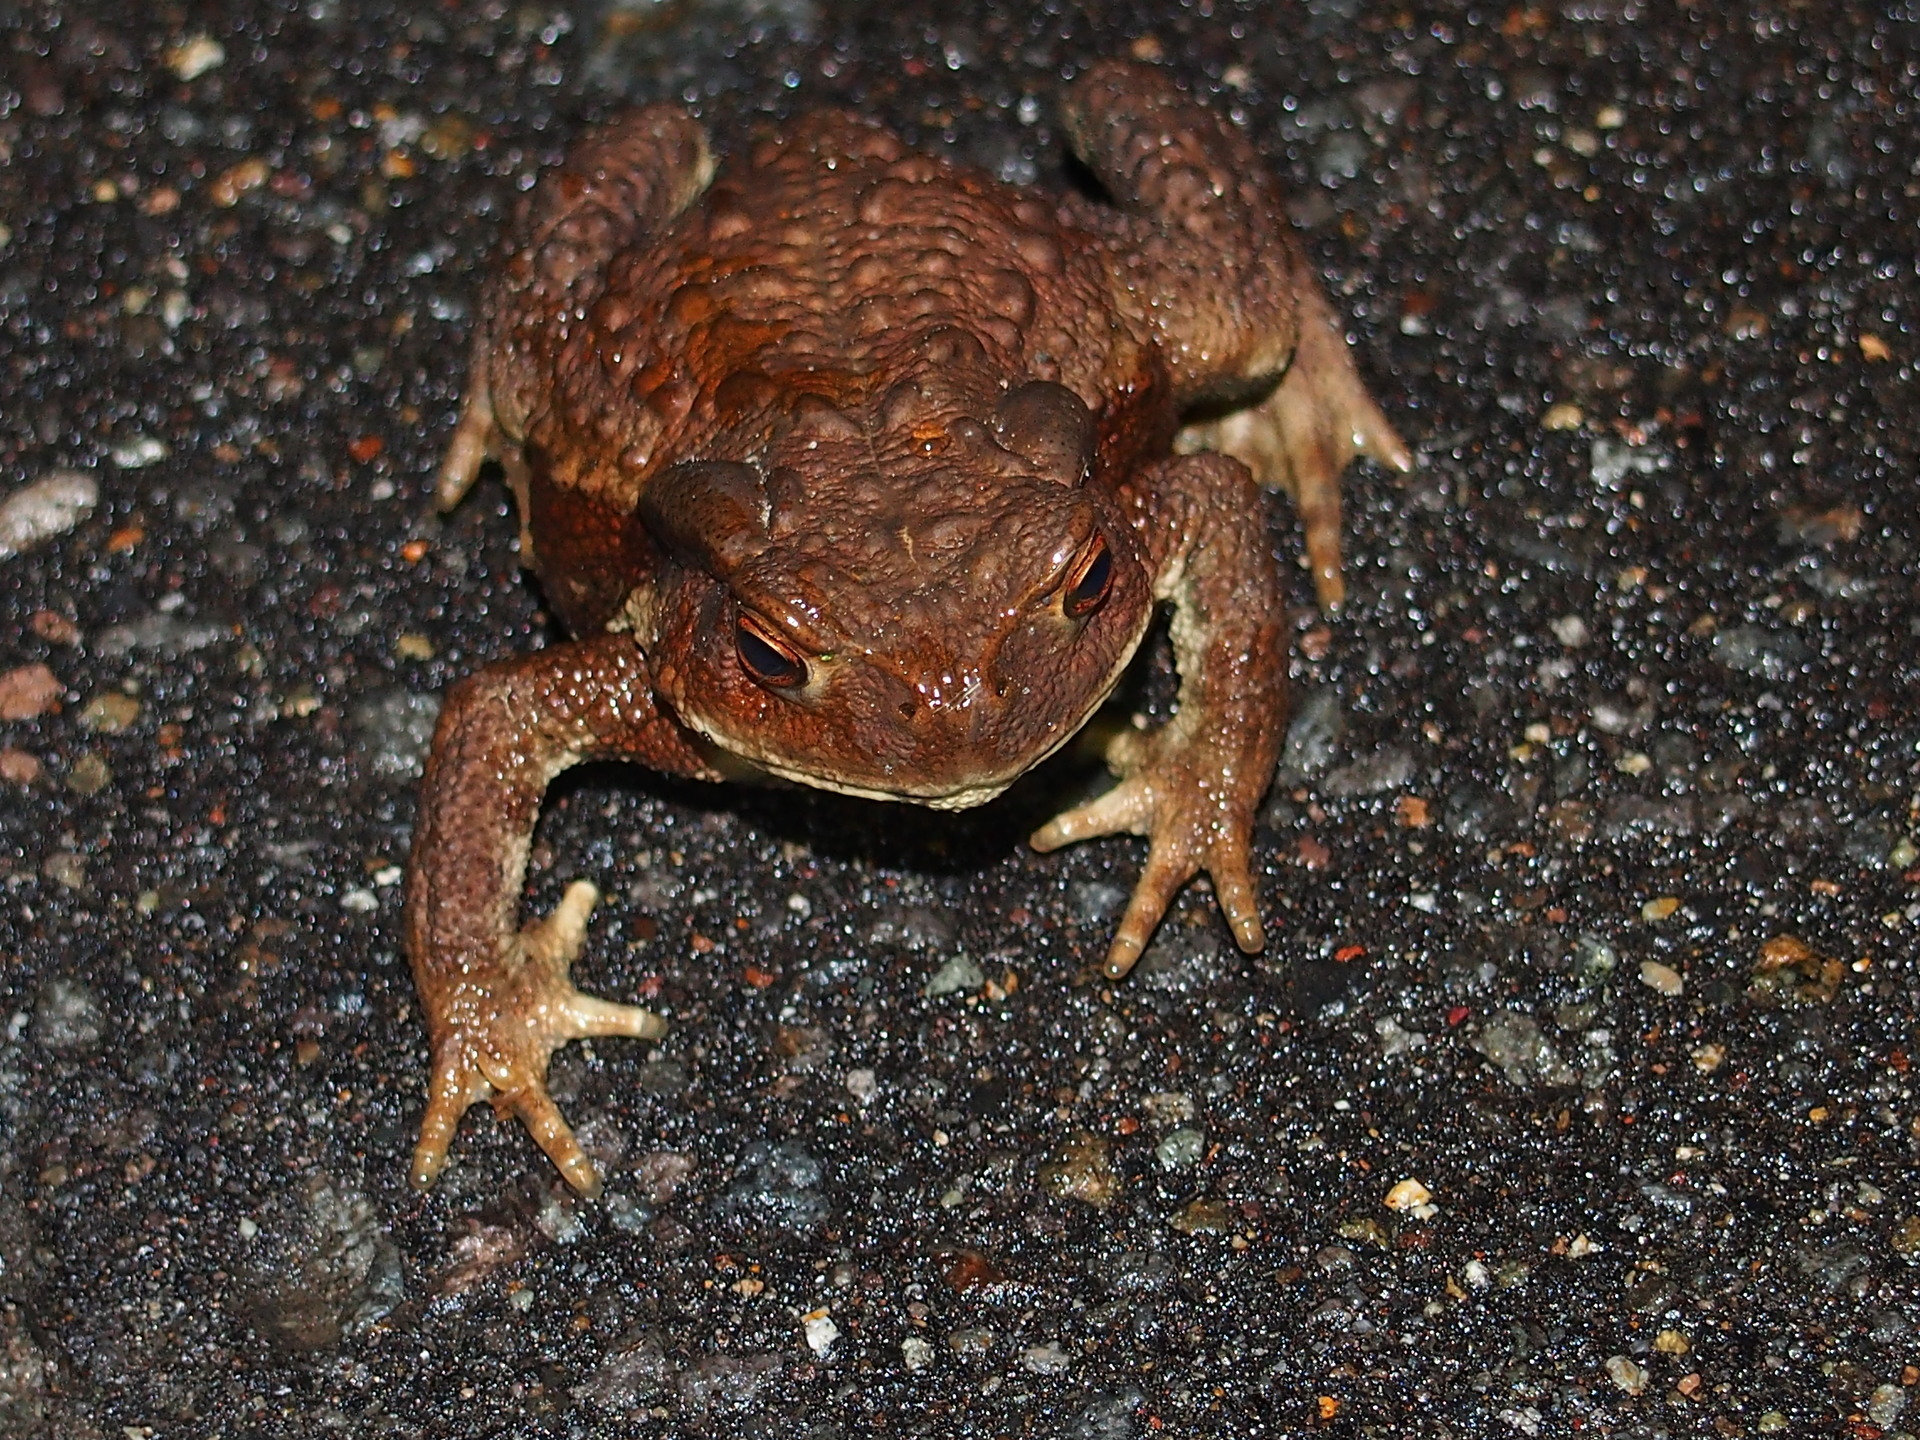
[434, 106, 715, 512]
[1060, 61, 1409, 610]
[1178, 287, 1410, 610]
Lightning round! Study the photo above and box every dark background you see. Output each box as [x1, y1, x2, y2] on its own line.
[1, 1, 1916, 1435]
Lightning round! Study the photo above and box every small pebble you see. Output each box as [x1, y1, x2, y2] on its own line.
[1040, 1133, 1118, 1209]
[32, 978, 102, 1048]
[1374, 1017, 1427, 1057]
[802, 1308, 839, 1357]
[1549, 614, 1590, 648]
[844, 1068, 878, 1105]
[1170, 1197, 1232, 1234]
[1473, 1011, 1576, 1089]
[1639, 961, 1684, 996]
[1870, 1384, 1909, 1429]
[1640, 896, 1680, 922]
[1713, 623, 1811, 680]
[923, 953, 984, 998]
[210, 157, 271, 207]
[1541, 402, 1584, 431]
[66, 752, 112, 796]
[1068, 879, 1127, 924]
[1604, 1355, 1648, 1395]
[394, 632, 435, 661]
[1322, 744, 1416, 798]
[0, 748, 42, 785]
[0, 471, 97, 558]
[351, 689, 442, 779]
[94, 612, 226, 658]
[0, 664, 62, 721]
[1384, 1177, 1433, 1212]
[1021, 1342, 1072, 1376]
[30, 611, 81, 645]
[946, 1326, 993, 1356]
[1276, 687, 1343, 777]
[166, 35, 226, 80]
[78, 692, 141, 734]
[340, 887, 378, 913]
[110, 435, 169, 469]
[535, 1190, 585, 1245]
[901, 1335, 933, 1371]
[1141, 1090, 1196, 1126]
[1154, 1127, 1206, 1172]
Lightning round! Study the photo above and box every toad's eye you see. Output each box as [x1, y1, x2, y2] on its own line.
[735, 612, 808, 689]
[1062, 535, 1112, 619]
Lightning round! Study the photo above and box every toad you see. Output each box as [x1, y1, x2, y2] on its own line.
[408, 60, 1408, 1193]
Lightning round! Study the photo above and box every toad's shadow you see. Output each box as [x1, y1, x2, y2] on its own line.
[547, 739, 1117, 883]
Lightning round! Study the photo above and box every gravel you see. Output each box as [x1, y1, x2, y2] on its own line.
[2, 2, 1916, 1436]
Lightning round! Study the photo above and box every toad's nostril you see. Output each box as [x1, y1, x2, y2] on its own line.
[899, 698, 919, 720]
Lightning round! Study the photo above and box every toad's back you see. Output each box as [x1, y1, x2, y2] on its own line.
[536, 112, 1149, 470]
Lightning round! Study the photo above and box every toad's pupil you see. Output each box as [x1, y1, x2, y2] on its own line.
[737, 620, 806, 686]
[1065, 542, 1112, 618]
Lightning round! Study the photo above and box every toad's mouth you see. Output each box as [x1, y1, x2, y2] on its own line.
[679, 715, 1071, 812]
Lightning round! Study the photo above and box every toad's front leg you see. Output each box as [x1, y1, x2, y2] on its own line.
[406, 634, 719, 1195]
[1031, 453, 1287, 978]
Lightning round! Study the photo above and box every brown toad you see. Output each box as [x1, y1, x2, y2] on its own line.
[409, 61, 1408, 1193]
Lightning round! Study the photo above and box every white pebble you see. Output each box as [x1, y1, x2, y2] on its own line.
[802, 1308, 840, 1357]
[1384, 1177, 1433, 1212]
[0, 470, 97, 559]
[1550, 614, 1590, 648]
[1639, 960, 1685, 996]
[111, 436, 169, 469]
[1021, 1342, 1072, 1376]
[1605, 1355, 1648, 1395]
[167, 36, 226, 81]
[1868, 1384, 1908, 1429]
[844, 1068, 878, 1105]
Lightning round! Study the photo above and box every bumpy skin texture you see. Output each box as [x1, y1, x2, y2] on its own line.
[409, 61, 1409, 1193]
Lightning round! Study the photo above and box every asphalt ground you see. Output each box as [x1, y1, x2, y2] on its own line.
[1, 1, 1916, 1435]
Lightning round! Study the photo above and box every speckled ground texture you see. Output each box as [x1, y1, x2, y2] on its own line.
[2, 1, 1917, 1435]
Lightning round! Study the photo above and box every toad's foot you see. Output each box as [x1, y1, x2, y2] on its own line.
[410, 881, 666, 1197]
[1031, 719, 1263, 981]
[1180, 284, 1411, 612]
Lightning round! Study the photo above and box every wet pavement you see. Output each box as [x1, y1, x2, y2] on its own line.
[1, 1, 1917, 1435]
